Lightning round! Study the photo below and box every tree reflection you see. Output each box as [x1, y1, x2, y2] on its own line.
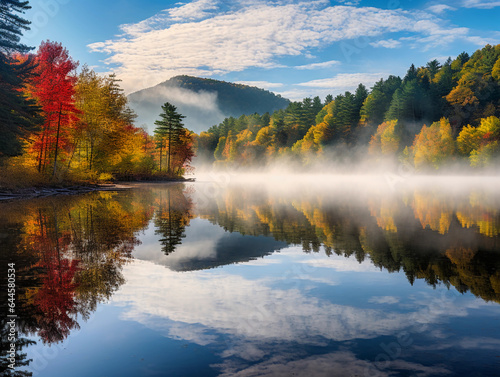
[1, 182, 499, 375]
[0, 221, 37, 377]
[154, 185, 194, 256]
[0, 190, 154, 369]
[196, 185, 500, 304]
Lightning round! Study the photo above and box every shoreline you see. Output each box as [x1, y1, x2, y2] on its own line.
[0, 177, 195, 202]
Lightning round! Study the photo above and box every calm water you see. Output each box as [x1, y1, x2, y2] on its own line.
[1, 176, 500, 377]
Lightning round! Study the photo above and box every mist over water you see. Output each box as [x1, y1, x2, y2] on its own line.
[193, 165, 500, 195]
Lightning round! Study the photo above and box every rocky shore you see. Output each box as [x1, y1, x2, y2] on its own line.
[0, 184, 132, 202]
[0, 178, 195, 202]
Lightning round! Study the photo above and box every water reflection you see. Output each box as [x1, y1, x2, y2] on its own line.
[0, 191, 154, 376]
[193, 182, 500, 304]
[0, 180, 499, 376]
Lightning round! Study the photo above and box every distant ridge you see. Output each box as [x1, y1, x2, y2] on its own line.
[128, 75, 290, 133]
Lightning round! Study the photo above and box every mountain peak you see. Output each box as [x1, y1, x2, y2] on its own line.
[128, 76, 289, 133]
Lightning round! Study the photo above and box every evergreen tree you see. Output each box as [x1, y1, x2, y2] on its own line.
[0, 0, 32, 54]
[360, 76, 401, 126]
[426, 59, 441, 80]
[153, 102, 186, 174]
[0, 0, 41, 158]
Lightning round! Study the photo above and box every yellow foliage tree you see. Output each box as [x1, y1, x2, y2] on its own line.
[412, 118, 455, 169]
[369, 120, 400, 155]
[458, 116, 500, 167]
[457, 124, 481, 156]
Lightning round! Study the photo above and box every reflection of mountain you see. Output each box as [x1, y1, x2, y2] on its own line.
[147, 185, 288, 271]
[162, 226, 288, 272]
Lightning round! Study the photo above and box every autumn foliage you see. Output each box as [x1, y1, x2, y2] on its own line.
[197, 44, 500, 170]
[27, 41, 80, 176]
[1, 39, 194, 186]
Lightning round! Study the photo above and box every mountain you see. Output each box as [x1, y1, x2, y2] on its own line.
[127, 75, 290, 133]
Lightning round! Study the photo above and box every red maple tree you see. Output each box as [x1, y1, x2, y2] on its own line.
[28, 41, 80, 176]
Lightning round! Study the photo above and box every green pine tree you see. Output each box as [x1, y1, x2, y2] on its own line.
[153, 102, 186, 174]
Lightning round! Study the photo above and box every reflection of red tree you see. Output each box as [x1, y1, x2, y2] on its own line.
[31, 212, 81, 344]
[34, 258, 80, 343]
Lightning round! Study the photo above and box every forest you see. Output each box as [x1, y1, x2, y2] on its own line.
[0, 1, 194, 189]
[197, 44, 500, 170]
[2, 1, 500, 192]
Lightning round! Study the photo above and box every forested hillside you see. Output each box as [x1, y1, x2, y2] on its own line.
[197, 44, 500, 170]
[128, 75, 290, 133]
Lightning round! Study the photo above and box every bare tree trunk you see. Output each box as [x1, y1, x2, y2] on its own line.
[159, 142, 163, 172]
[66, 142, 77, 171]
[167, 129, 172, 175]
[52, 104, 63, 178]
[37, 125, 47, 173]
[42, 130, 50, 173]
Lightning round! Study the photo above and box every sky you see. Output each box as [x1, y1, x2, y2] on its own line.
[20, 0, 500, 100]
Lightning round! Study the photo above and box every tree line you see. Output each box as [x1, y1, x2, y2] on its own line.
[0, 1, 194, 187]
[197, 44, 500, 170]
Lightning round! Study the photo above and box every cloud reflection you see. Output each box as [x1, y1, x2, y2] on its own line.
[112, 255, 488, 349]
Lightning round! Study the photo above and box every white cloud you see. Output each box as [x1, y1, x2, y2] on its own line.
[119, 0, 219, 36]
[427, 4, 456, 14]
[335, 0, 362, 5]
[217, 351, 394, 377]
[295, 60, 341, 70]
[215, 350, 454, 377]
[400, 20, 494, 50]
[114, 261, 391, 346]
[461, 0, 500, 8]
[299, 253, 382, 272]
[370, 39, 402, 49]
[458, 337, 500, 349]
[113, 260, 410, 345]
[89, 1, 489, 93]
[368, 296, 400, 304]
[168, 0, 219, 21]
[296, 72, 384, 89]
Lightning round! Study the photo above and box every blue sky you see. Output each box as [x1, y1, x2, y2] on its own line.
[21, 0, 500, 100]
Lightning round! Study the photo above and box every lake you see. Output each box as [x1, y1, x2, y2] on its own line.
[1, 174, 500, 377]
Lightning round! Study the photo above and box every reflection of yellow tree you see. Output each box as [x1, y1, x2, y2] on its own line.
[412, 191, 453, 235]
[196, 185, 500, 303]
[456, 192, 500, 237]
[369, 198, 400, 233]
[446, 248, 499, 302]
[69, 191, 154, 315]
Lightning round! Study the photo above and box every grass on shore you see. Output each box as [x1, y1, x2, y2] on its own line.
[0, 161, 189, 191]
